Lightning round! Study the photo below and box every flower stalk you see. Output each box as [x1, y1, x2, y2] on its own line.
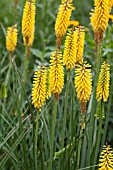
[87, 42, 102, 166]
[34, 111, 40, 170]
[93, 102, 103, 169]
[76, 125, 83, 170]
[49, 97, 58, 170]
[61, 71, 70, 149]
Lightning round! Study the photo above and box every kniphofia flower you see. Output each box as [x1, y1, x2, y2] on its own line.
[55, 0, 75, 48]
[22, 0, 36, 47]
[99, 144, 113, 170]
[63, 27, 77, 70]
[108, 0, 113, 11]
[49, 49, 64, 98]
[75, 26, 85, 64]
[90, 0, 109, 43]
[96, 61, 110, 102]
[6, 25, 18, 53]
[74, 62, 92, 112]
[32, 66, 46, 110]
[45, 67, 51, 99]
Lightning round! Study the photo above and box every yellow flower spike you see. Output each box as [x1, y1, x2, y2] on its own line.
[96, 61, 110, 102]
[45, 67, 51, 99]
[99, 144, 113, 170]
[22, 0, 36, 47]
[75, 26, 85, 64]
[55, 0, 75, 48]
[32, 66, 46, 110]
[90, 0, 109, 43]
[108, 0, 113, 11]
[49, 49, 64, 98]
[63, 27, 77, 70]
[74, 62, 92, 112]
[6, 25, 18, 53]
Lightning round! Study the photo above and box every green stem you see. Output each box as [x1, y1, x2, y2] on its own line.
[18, 109, 27, 170]
[87, 42, 102, 166]
[19, 45, 29, 169]
[5, 58, 12, 86]
[61, 71, 70, 148]
[80, 134, 87, 168]
[54, 143, 72, 160]
[22, 45, 29, 86]
[76, 127, 83, 170]
[101, 73, 113, 147]
[95, 44, 102, 83]
[93, 102, 102, 169]
[69, 79, 76, 139]
[69, 83, 73, 139]
[39, 136, 44, 170]
[49, 96, 58, 170]
[87, 88, 96, 166]
[60, 72, 70, 170]
[32, 111, 35, 170]
[19, 46, 30, 169]
[76, 112, 85, 170]
[34, 111, 40, 170]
